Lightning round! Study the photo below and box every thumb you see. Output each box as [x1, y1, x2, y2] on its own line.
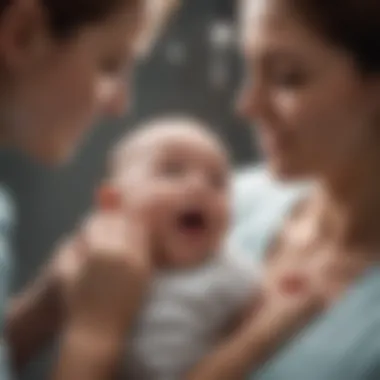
[54, 234, 85, 284]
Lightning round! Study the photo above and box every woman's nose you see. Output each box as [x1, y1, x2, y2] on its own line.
[236, 86, 253, 120]
[106, 83, 130, 117]
[236, 80, 269, 122]
[98, 79, 130, 117]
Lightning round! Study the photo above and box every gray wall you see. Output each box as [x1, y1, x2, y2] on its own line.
[1, 0, 257, 378]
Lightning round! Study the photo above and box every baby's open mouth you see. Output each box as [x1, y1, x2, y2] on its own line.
[177, 209, 208, 234]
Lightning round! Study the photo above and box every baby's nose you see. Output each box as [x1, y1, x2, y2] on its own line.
[185, 174, 210, 198]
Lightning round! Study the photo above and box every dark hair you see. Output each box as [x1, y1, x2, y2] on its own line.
[0, 0, 140, 38]
[288, 0, 379, 73]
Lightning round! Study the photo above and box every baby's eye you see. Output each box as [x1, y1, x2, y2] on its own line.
[160, 161, 187, 177]
[209, 172, 228, 190]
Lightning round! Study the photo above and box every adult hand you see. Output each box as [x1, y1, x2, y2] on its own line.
[253, 270, 324, 340]
[65, 185, 152, 335]
[52, 185, 158, 380]
[185, 270, 323, 380]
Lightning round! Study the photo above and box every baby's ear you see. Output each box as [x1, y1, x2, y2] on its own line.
[95, 182, 123, 211]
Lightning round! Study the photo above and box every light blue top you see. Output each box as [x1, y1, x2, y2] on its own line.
[0, 185, 15, 380]
[231, 166, 380, 380]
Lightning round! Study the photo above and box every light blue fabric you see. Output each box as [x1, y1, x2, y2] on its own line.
[231, 166, 380, 380]
[0, 185, 16, 380]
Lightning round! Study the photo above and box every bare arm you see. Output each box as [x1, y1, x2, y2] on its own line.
[52, 270, 146, 380]
[53, 186, 152, 380]
[6, 272, 62, 372]
[6, 233, 81, 372]
[53, 324, 126, 380]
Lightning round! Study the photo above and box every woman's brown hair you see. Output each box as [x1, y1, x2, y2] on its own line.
[288, 0, 379, 73]
[0, 0, 140, 38]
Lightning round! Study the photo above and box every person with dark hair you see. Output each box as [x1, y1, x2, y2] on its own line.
[188, 0, 380, 379]
[0, 0, 177, 379]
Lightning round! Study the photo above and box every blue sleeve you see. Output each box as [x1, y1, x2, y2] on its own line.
[362, 326, 380, 380]
[368, 355, 380, 380]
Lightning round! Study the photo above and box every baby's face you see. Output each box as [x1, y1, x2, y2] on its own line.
[114, 124, 231, 268]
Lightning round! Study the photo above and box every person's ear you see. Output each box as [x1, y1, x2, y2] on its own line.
[0, 0, 50, 73]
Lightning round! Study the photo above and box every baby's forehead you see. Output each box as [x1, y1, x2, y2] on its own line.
[137, 121, 216, 146]
[115, 119, 225, 162]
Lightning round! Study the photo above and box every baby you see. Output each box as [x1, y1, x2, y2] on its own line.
[100, 117, 316, 380]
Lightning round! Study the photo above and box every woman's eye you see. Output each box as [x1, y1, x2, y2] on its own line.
[272, 69, 307, 88]
[101, 57, 126, 76]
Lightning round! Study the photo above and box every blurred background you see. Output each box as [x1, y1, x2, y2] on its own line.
[0, 0, 259, 378]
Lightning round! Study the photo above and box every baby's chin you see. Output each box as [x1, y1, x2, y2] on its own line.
[155, 247, 216, 270]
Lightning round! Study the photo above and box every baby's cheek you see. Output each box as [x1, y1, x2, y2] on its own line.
[161, 233, 213, 268]
[152, 182, 184, 210]
[170, 246, 213, 268]
[214, 200, 231, 234]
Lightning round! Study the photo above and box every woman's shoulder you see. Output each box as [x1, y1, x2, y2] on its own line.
[229, 165, 308, 257]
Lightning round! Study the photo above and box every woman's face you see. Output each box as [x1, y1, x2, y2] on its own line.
[237, 0, 380, 181]
[0, 1, 144, 165]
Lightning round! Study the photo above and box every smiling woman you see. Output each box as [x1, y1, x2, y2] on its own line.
[187, 0, 380, 379]
[238, 0, 380, 180]
[0, 1, 180, 380]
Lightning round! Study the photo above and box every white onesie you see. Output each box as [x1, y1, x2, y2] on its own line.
[123, 248, 260, 380]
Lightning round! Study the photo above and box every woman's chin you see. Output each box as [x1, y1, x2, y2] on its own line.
[267, 157, 313, 183]
[23, 139, 79, 167]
